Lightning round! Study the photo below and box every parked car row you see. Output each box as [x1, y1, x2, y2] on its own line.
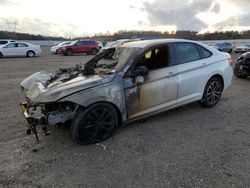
[50, 39, 102, 56]
[212, 42, 250, 54]
[50, 41, 72, 54]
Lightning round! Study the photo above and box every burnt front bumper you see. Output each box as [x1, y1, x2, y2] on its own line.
[19, 102, 46, 127]
[19, 102, 48, 141]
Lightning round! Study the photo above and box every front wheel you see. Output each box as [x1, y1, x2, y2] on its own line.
[66, 49, 73, 56]
[199, 77, 223, 108]
[71, 103, 118, 144]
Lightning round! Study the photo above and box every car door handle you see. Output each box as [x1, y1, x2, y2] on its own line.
[167, 72, 177, 76]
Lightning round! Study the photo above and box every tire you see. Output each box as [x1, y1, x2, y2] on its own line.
[90, 48, 98, 55]
[71, 103, 118, 145]
[66, 49, 73, 56]
[0, 52, 2, 57]
[199, 77, 223, 108]
[229, 49, 232, 54]
[234, 63, 248, 78]
[55, 49, 59, 54]
[27, 50, 35, 57]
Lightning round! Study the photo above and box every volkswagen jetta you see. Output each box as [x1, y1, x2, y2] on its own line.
[19, 39, 233, 144]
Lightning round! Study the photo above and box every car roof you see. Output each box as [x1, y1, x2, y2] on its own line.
[122, 38, 201, 48]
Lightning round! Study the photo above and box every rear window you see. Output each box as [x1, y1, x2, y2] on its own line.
[196, 45, 212, 58]
[174, 43, 201, 64]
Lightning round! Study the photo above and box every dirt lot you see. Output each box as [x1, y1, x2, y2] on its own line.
[0, 47, 249, 187]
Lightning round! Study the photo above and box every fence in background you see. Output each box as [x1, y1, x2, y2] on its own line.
[22, 39, 250, 47]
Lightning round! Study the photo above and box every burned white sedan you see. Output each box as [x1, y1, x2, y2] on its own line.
[20, 39, 233, 144]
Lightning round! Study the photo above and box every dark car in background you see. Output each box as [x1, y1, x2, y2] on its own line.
[59, 40, 99, 56]
[234, 52, 250, 78]
[213, 42, 233, 54]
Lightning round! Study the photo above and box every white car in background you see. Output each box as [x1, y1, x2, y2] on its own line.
[0, 39, 16, 45]
[0, 42, 42, 57]
[50, 41, 72, 54]
[234, 45, 250, 53]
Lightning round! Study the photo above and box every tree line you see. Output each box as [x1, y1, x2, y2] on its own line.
[1, 30, 250, 41]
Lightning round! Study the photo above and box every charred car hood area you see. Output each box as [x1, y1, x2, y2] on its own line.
[21, 68, 115, 103]
[21, 50, 119, 104]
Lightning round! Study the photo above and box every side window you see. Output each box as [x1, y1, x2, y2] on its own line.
[174, 43, 200, 64]
[75, 41, 81, 46]
[196, 45, 212, 59]
[17, 43, 28, 47]
[135, 45, 170, 71]
[5, 43, 16, 48]
[81, 41, 88, 46]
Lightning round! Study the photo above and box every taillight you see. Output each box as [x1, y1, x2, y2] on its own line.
[228, 58, 234, 66]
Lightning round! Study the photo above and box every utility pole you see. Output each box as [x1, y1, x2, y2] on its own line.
[6, 19, 18, 39]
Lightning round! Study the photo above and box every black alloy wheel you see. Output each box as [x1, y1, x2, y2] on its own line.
[71, 103, 118, 144]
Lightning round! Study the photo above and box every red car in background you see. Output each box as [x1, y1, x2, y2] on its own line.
[59, 40, 99, 56]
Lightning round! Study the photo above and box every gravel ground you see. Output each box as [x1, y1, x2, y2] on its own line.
[0, 47, 249, 187]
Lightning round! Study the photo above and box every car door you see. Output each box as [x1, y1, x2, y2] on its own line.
[16, 43, 29, 56]
[124, 44, 178, 119]
[73, 41, 81, 53]
[1, 43, 17, 56]
[81, 41, 89, 53]
[173, 42, 212, 105]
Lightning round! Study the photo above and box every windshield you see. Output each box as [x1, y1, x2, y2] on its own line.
[58, 41, 71, 46]
[82, 47, 141, 75]
[113, 47, 141, 71]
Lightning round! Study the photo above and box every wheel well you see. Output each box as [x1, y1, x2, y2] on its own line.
[210, 74, 224, 90]
[83, 101, 123, 126]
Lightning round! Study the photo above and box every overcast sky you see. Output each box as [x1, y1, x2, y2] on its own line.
[0, 0, 249, 37]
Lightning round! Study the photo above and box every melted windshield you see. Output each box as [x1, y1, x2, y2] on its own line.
[83, 47, 141, 75]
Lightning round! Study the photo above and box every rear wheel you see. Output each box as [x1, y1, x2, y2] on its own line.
[0, 52, 2, 57]
[234, 63, 248, 78]
[71, 103, 118, 144]
[27, 50, 35, 57]
[199, 77, 223, 108]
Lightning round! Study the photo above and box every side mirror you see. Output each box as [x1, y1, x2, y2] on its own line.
[134, 66, 149, 77]
[134, 66, 149, 86]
